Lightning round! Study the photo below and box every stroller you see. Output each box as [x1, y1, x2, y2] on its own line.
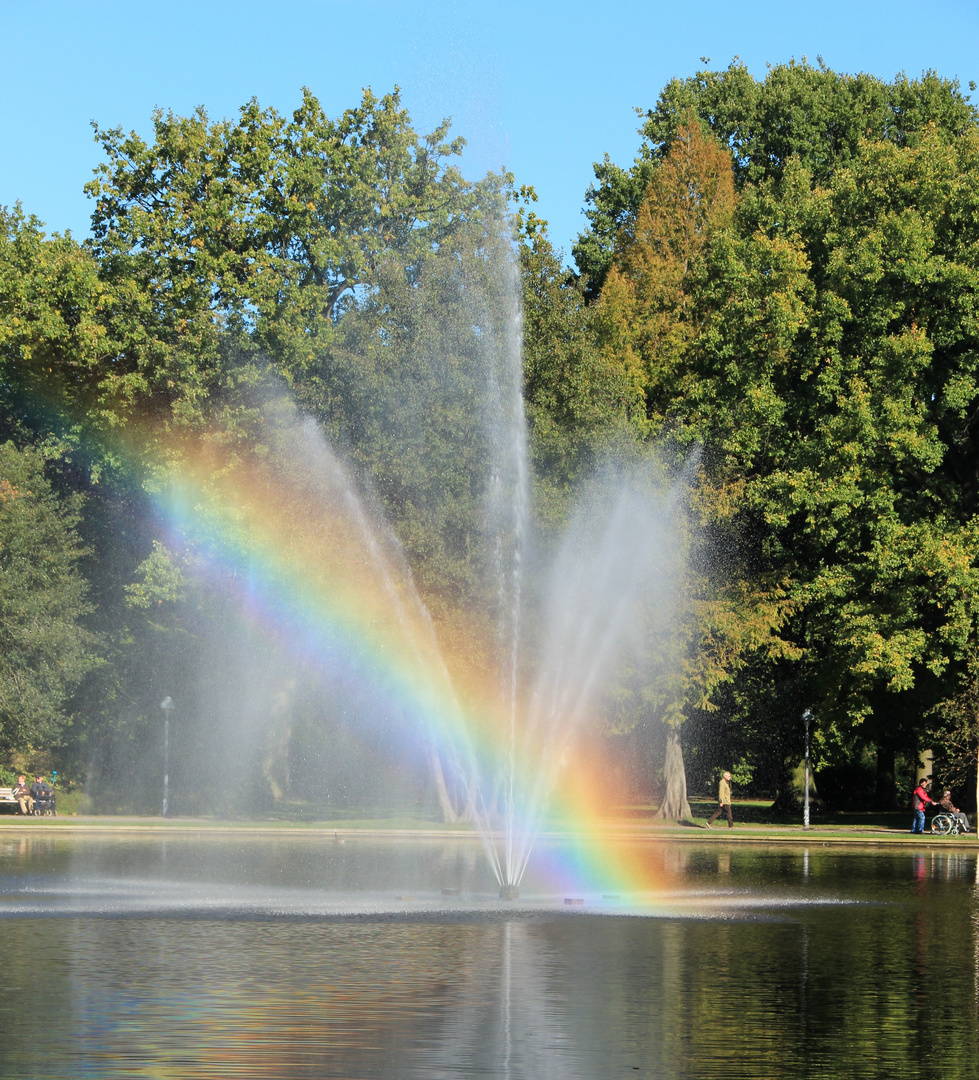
[31, 781, 56, 816]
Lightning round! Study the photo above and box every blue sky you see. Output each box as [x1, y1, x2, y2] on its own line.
[2, 1, 978, 262]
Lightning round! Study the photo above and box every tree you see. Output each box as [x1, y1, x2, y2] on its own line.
[83, 88, 527, 821]
[926, 650, 979, 823]
[594, 118, 736, 435]
[593, 120, 804, 816]
[588, 63, 979, 807]
[576, 59, 977, 294]
[0, 206, 125, 449]
[0, 442, 100, 753]
[517, 212, 640, 520]
[85, 87, 482, 430]
[672, 130, 979, 802]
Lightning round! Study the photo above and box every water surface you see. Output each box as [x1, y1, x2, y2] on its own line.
[0, 833, 975, 1079]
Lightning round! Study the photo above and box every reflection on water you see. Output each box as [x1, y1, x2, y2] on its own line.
[0, 835, 977, 1079]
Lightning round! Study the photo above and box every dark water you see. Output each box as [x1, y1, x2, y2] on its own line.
[0, 833, 976, 1079]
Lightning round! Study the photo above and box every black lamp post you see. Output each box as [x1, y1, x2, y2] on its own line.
[802, 708, 812, 829]
[160, 697, 174, 817]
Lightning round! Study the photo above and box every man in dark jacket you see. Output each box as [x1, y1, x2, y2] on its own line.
[29, 775, 52, 813]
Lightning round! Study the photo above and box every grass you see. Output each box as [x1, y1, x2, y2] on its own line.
[610, 797, 941, 831]
[685, 798, 909, 831]
[1, 796, 973, 844]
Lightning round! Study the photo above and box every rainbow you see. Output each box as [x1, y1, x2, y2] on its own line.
[121, 415, 675, 904]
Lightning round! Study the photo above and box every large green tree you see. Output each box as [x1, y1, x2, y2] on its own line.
[82, 89, 529, 819]
[596, 97, 979, 804]
[85, 88, 486, 426]
[83, 86, 517, 617]
[0, 442, 100, 753]
[576, 59, 978, 295]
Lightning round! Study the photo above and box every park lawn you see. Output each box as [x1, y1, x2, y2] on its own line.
[2, 797, 974, 843]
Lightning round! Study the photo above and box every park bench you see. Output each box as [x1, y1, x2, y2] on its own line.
[0, 786, 55, 814]
[0, 785, 56, 815]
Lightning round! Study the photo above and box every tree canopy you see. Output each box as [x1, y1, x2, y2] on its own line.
[0, 442, 100, 751]
[575, 59, 978, 294]
[2, 65, 979, 817]
[585, 62, 979, 806]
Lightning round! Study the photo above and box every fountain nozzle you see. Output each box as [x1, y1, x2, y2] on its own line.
[499, 884, 519, 900]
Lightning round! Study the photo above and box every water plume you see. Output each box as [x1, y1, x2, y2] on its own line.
[141, 211, 691, 891]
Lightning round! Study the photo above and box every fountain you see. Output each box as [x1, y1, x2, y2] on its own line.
[4, 271, 973, 1074]
[148, 206, 691, 896]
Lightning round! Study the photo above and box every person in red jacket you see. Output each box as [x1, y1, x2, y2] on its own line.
[911, 778, 936, 834]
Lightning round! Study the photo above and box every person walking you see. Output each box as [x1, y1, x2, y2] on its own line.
[705, 771, 734, 828]
[911, 778, 936, 834]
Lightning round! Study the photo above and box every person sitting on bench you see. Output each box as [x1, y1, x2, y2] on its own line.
[12, 775, 33, 815]
[29, 775, 54, 814]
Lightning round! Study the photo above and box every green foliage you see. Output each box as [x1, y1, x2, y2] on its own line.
[0, 442, 101, 753]
[576, 58, 977, 292]
[76, 89, 525, 818]
[723, 129, 979, 734]
[926, 651, 979, 789]
[84, 86, 517, 645]
[585, 64, 979, 805]
[306, 224, 513, 625]
[85, 87, 484, 429]
[519, 224, 640, 519]
[0, 206, 128, 447]
[124, 541, 190, 612]
[4, 65, 979, 814]
[594, 118, 739, 436]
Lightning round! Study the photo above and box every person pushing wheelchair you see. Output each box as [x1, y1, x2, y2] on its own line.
[911, 778, 936, 834]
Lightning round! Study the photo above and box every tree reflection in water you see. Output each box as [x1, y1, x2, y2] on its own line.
[0, 841, 978, 1078]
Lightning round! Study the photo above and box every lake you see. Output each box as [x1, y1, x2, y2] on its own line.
[0, 830, 975, 1078]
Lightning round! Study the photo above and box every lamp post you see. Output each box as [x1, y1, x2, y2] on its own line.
[802, 708, 812, 829]
[160, 697, 174, 817]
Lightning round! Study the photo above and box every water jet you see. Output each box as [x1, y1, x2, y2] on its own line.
[149, 205, 691, 897]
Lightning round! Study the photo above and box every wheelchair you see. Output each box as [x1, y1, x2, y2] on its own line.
[930, 811, 967, 835]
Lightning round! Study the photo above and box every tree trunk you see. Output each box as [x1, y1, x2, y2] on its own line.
[874, 742, 899, 810]
[429, 747, 460, 823]
[263, 677, 295, 801]
[657, 726, 691, 821]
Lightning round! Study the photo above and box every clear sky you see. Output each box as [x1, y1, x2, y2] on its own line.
[2, 1, 978, 262]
